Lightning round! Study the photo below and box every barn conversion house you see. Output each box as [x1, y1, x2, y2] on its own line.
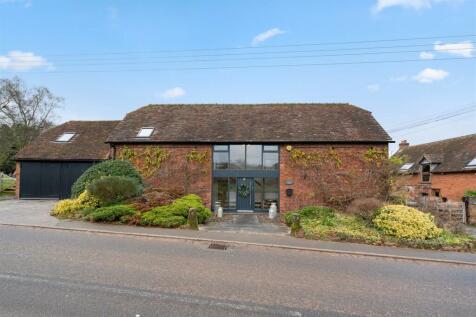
[16, 103, 392, 213]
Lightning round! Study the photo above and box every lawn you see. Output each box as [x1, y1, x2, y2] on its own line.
[0, 175, 15, 192]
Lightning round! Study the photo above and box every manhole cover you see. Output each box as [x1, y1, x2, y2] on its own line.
[208, 243, 228, 250]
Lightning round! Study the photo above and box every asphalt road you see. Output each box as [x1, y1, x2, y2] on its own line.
[0, 227, 474, 317]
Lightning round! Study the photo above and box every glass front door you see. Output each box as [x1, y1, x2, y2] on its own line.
[236, 177, 253, 211]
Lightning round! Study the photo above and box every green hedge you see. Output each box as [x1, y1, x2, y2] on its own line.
[88, 204, 137, 222]
[71, 160, 143, 198]
[87, 176, 143, 206]
[141, 194, 212, 228]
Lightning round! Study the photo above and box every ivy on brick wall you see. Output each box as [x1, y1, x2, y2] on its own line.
[117, 146, 170, 177]
[287, 146, 342, 168]
[186, 149, 208, 164]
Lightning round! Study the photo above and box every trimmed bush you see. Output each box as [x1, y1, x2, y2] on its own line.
[71, 160, 143, 198]
[88, 204, 137, 222]
[140, 194, 212, 228]
[284, 212, 299, 226]
[87, 176, 143, 206]
[373, 205, 442, 240]
[51, 191, 99, 218]
[345, 198, 383, 221]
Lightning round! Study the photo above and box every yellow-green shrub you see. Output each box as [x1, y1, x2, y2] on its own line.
[373, 205, 442, 240]
[50, 191, 99, 218]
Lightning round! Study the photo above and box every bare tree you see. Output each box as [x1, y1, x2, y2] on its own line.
[0, 77, 63, 173]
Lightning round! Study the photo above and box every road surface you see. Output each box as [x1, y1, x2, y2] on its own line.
[0, 226, 474, 316]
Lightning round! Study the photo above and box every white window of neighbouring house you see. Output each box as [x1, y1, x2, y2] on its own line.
[137, 127, 154, 138]
[56, 132, 75, 142]
[466, 157, 476, 169]
[400, 163, 413, 172]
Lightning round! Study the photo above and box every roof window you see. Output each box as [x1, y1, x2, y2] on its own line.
[56, 132, 75, 142]
[466, 157, 476, 169]
[137, 127, 154, 138]
[400, 163, 413, 171]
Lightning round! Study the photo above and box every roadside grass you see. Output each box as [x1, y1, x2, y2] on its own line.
[0, 176, 15, 192]
[290, 206, 475, 252]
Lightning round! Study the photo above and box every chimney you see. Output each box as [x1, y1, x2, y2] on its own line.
[399, 140, 410, 150]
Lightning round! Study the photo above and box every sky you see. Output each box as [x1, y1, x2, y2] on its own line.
[1, 0, 475, 153]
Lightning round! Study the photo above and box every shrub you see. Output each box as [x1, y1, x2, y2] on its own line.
[87, 176, 143, 206]
[140, 194, 212, 227]
[88, 204, 137, 222]
[51, 191, 99, 218]
[299, 206, 336, 226]
[345, 198, 383, 221]
[71, 160, 143, 198]
[129, 187, 184, 212]
[284, 212, 299, 226]
[373, 205, 442, 240]
[464, 189, 476, 197]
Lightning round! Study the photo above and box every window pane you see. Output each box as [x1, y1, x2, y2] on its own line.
[230, 145, 245, 169]
[213, 145, 228, 151]
[254, 178, 264, 209]
[246, 145, 262, 169]
[263, 178, 279, 209]
[263, 145, 278, 152]
[229, 178, 237, 208]
[213, 152, 228, 169]
[263, 152, 279, 170]
[213, 178, 229, 208]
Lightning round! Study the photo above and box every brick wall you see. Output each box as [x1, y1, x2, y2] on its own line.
[398, 172, 476, 201]
[279, 143, 388, 212]
[114, 144, 212, 208]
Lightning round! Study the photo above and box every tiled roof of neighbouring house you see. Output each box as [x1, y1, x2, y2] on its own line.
[16, 121, 120, 160]
[107, 104, 392, 143]
[395, 134, 476, 173]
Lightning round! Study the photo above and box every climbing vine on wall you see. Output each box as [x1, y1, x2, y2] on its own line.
[185, 149, 208, 164]
[288, 146, 342, 168]
[117, 146, 170, 177]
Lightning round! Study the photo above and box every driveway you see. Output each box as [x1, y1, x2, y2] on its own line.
[0, 199, 58, 226]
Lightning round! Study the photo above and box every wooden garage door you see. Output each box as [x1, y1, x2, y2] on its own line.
[20, 161, 95, 199]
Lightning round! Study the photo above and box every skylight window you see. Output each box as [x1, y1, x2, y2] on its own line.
[137, 127, 154, 138]
[56, 132, 75, 142]
[466, 157, 476, 169]
[400, 163, 414, 171]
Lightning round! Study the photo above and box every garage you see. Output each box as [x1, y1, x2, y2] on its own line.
[19, 161, 95, 199]
[15, 120, 119, 200]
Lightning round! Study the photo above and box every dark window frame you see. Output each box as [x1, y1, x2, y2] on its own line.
[212, 144, 279, 171]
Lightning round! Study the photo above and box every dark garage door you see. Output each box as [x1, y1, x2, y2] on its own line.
[20, 161, 95, 199]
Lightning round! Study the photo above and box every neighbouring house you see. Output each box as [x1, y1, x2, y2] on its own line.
[394, 134, 476, 202]
[15, 121, 119, 199]
[16, 104, 392, 213]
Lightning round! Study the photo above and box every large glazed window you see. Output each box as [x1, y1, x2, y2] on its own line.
[254, 177, 279, 209]
[212, 177, 237, 208]
[213, 144, 279, 170]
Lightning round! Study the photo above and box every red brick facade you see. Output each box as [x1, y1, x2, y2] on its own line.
[115, 143, 388, 212]
[398, 172, 476, 201]
[114, 144, 212, 207]
[279, 144, 388, 211]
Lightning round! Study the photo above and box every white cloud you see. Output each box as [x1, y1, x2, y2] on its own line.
[0, 51, 51, 71]
[419, 51, 434, 59]
[434, 41, 474, 57]
[413, 68, 448, 83]
[161, 87, 186, 99]
[372, 0, 460, 12]
[252, 28, 285, 45]
[367, 84, 381, 92]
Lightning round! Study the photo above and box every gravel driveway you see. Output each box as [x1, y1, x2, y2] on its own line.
[0, 199, 58, 226]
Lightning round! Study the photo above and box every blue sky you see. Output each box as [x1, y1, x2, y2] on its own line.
[1, 0, 475, 153]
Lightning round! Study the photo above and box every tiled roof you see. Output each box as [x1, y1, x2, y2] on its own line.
[16, 121, 119, 160]
[107, 104, 391, 143]
[395, 134, 476, 173]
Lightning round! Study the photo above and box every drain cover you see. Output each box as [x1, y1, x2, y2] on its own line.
[208, 243, 228, 250]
